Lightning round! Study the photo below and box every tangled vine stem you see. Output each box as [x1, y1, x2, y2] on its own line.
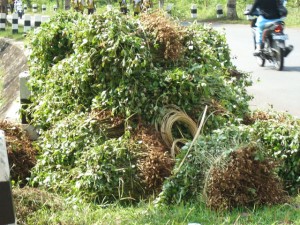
[158, 105, 207, 160]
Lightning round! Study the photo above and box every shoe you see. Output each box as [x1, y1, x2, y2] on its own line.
[253, 44, 262, 56]
[253, 48, 261, 56]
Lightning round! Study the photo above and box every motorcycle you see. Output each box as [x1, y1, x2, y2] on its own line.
[244, 11, 293, 71]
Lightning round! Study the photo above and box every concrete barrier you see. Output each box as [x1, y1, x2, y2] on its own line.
[41, 15, 50, 23]
[0, 13, 6, 31]
[19, 71, 31, 124]
[32, 3, 38, 13]
[0, 130, 16, 225]
[24, 14, 31, 33]
[12, 13, 18, 34]
[191, 4, 197, 19]
[216, 4, 224, 18]
[34, 14, 41, 28]
[42, 4, 46, 13]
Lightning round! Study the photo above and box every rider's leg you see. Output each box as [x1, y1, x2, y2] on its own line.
[254, 16, 266, 55]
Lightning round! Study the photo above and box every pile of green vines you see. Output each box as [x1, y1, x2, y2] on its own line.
[27, 10, 253, 203]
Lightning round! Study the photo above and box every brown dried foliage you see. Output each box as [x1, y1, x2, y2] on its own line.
[243, 110, 289, 125]
[91, 110, 175, 194]
[228, 69, 244, 80]
[90, 109, 125, 138]
[133, 126, 174, 194]
[204, 145, 289, 211]
[0, 120, 37, 187]
[140, 11, 185, 61]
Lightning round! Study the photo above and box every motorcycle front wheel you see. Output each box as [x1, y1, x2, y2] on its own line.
[272, 41, 284, 71]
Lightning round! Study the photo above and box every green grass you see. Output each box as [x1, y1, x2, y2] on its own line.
[25, 197, 300, 224]
[0, 25, 26, 41]
[14, 187, 300, 225]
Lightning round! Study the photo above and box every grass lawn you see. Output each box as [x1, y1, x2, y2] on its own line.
[13, 187, 300, 225]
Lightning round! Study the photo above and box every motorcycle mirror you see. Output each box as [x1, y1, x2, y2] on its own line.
[244, 10, 250, 15]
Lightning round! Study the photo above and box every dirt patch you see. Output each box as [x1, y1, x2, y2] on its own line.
[0, 120, 37, 187]
[0, 38, 28, 119]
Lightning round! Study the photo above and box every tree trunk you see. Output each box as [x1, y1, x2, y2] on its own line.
[0, 0, 8, 13]
[65, 0, 70, 10]
[227, 0, 238, 19]
[159, 0, 164, 8]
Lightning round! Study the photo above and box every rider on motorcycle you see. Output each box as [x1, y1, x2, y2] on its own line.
[245, 0, 286, 56]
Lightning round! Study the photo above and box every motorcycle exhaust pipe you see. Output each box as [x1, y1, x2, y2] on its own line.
[284, 45, 293, 57]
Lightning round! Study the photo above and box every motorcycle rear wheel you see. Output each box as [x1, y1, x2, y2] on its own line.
[272, 42, 284, 71]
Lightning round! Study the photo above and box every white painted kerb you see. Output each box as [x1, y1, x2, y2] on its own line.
[0, 130, 10, 182]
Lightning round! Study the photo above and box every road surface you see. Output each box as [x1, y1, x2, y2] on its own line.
[214, 23, 300, 118]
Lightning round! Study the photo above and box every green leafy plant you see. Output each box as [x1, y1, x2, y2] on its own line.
[157, 111, 300, 206]
[27, 11, 253, 203]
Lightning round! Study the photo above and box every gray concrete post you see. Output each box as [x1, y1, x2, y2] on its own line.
[42, 4, 46, 13]
[34, 14, 41, 28]
[41, 15, 50, 24]
[24, 14, 31, 33]
[0, 130, 16, 225]
[32, 3, 38, 13]
[0, 13, 6, 31]
[19, 71, 31, 124]
[12, 13, 18, 34]
[216, 4, 224, 18]
[191, 4, 197, 19]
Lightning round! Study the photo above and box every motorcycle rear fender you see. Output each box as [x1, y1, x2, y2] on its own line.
[275, 40, 286, 49]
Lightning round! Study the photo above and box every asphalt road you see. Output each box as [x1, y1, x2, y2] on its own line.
[214, 23, 300, 118]
[4, 16, 300, 118]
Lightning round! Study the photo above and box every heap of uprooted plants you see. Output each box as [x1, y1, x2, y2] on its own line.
[2, 10, 299, 212]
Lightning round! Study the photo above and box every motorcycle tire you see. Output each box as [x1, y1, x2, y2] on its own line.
[272, 41, 284, 71]
[254, 38, 265, 67]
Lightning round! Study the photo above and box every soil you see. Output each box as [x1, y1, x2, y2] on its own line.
[0, 120, 37, 187]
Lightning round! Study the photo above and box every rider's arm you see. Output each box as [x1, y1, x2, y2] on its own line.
[248, 0, 260, 15]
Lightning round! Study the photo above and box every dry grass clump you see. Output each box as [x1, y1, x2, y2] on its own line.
[243, 110, 292, 125]
[90, 109, 125, 138]
[13, 186, 65, 225]
[0, 120, 37, 186]
[90, 110, 175, 194]
[204, 144, 289, 211]
[140, 11, 185, 61]
[134, 126, 174, 194]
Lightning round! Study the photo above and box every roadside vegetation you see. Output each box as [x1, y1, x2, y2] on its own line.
[0, 5, 299, 225]
[0, 0, 300, 42]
